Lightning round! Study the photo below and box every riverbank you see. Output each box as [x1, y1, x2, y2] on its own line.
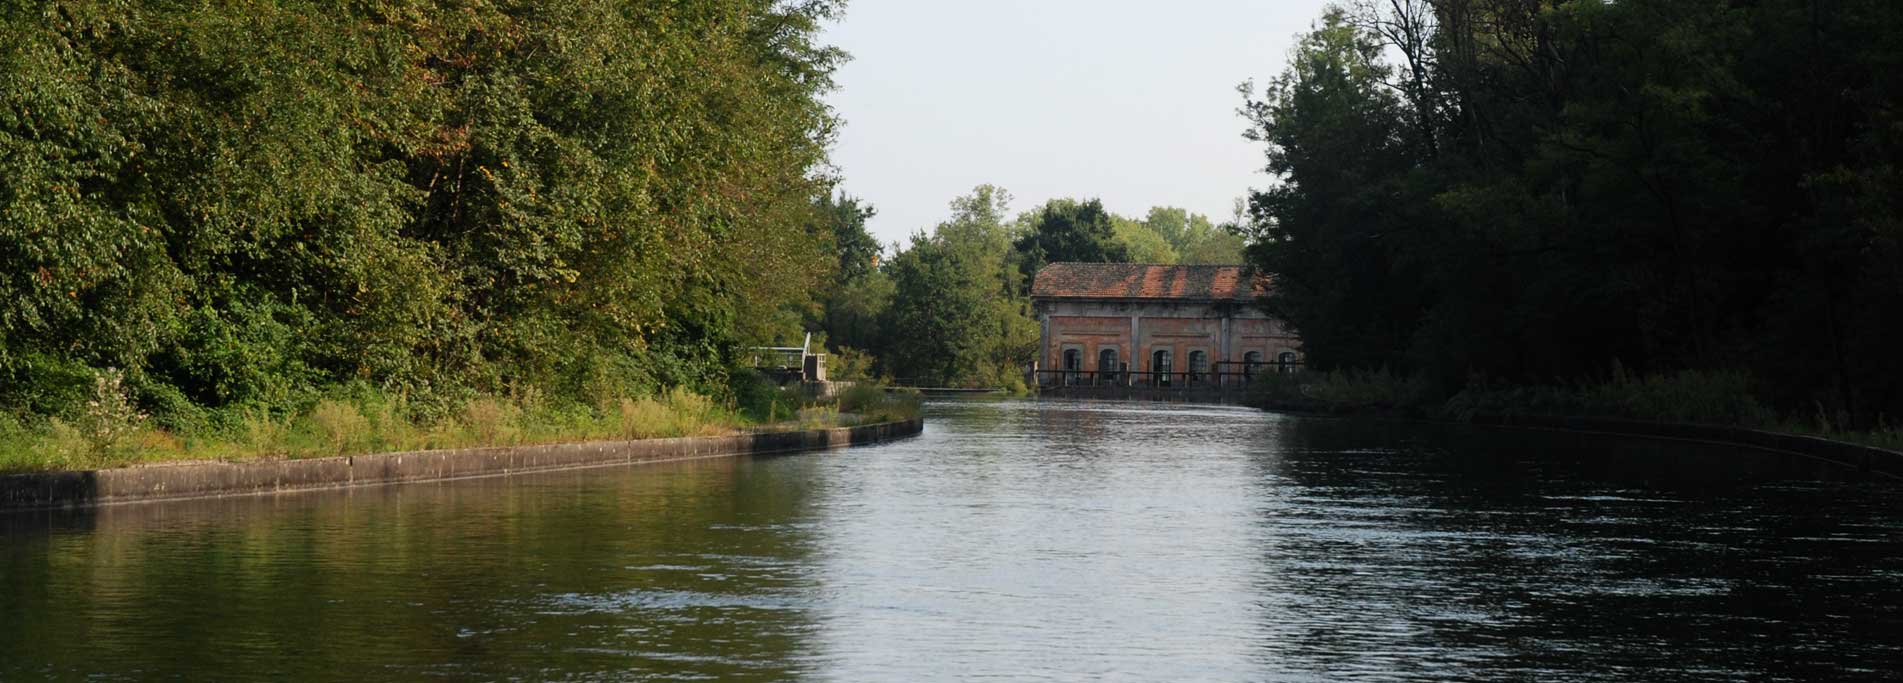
[0, 379, 920, 475]
[1249, 370, 1903, 477]
[0, 417, 923, 512]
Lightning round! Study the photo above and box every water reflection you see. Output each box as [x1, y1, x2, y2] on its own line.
[0, 458, 826, 681]
[2, 399, 1899, 681]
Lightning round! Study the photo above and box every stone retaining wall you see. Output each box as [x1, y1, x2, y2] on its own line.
[0, 418, 924, 511]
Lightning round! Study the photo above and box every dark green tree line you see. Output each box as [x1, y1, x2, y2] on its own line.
[1242, 0, 1903, 427]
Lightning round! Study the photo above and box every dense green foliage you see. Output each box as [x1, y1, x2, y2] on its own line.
[2, 0, 844, 434]
[1011, 198, 1126, 286]
[1242, 1, 1903, 429]
[879, 186, 1037, 388]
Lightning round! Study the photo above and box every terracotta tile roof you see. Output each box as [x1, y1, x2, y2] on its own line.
[1030, 263, 1267, 301]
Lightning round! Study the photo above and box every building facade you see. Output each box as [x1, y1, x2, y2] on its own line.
[1030, 263, 1302, 388]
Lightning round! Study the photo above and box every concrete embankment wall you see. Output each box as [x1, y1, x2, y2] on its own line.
[0, 418, 924, 512]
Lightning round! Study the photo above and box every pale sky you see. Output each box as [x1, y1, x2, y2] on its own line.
[820, 1, 1329, 246]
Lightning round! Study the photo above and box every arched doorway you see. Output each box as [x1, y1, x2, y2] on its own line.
[1243, 351, 1263, 380]
[1062, 348, 1081, 385]
[1151, 349, 1172, 387]
[1097, 348, 1120, 385]
[1188, 350, 1208, 385]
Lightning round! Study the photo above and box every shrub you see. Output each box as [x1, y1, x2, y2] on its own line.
[43, 419, 90, 470]
[0, 354, 95, 419]
[461, 397, 522, 447]
[617, 397, 677, 439]
[827, 347, 879, 382]
[836, 384, 919, 424]
[797, 405, 844, 430]
[237, 408, 292, 459]
[309, 400, 371, 455]
[136, 381, 212, 435]
[729, 368, 797, 423]
[1443, 368, 1777, 426]
[836, 383, 887, 414]
[81, 369, 148, 460]
[1248, 368, 1429, 415]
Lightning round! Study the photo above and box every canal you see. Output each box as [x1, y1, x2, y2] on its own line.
[3, 399, 1901, 680]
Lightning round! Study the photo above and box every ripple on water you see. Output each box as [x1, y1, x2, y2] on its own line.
[2, 398, 1900, 682]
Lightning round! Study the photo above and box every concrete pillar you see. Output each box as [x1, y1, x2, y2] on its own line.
[1129, 314, 1141, 386]
[1219, 314, 1232, 387]
[1039, 313, 1051, 386]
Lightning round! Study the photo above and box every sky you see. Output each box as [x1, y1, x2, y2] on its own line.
[819, 0, 1330, 247]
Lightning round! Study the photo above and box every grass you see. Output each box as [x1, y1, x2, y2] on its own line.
[0, 379, 924, 474]
[1249, 367, 1902, 453]
[1248, 368, 1433, 416]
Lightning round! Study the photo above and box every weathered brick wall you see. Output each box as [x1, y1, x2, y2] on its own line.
[1039, 299, 1301, 378]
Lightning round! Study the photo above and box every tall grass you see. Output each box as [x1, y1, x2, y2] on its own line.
[0, 373, 925, 473]
[1248, 368, 1432, 415]
[1443, 368, 1777, 426]
[836, 384, 922, 424]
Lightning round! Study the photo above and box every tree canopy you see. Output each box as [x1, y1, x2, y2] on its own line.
[1011, 198, 1127, 287]
[1, 0, 845, 420]
[1241, 0, 1903, 427]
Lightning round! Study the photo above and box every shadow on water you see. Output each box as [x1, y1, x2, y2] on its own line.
[0, 457, 828, 681]
[1253, 416, 1903, 681]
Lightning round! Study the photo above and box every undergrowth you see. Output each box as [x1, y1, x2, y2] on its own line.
[1249, 366, 1899, 452]
[0, 373, 923, 473]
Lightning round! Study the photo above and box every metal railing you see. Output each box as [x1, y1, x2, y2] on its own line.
[1036, 363, 1301, 389]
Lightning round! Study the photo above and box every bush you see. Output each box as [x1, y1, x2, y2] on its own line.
[836, 384, 920, 424]
[135, 380, 212, 435]
[827, 347, 879, 382]
[236, 408, 292, 459]
[837, 383, 887, 414]
[0, 354, 96, 419]
[1248, 368, 1429, 415]
[309, 400, 371, 455]
[81, 369, 149, 461]
[616, 398, 675, 439]
[460, 397, 522, 447]
[1443, 368, 1777, 426]
[728, 368, 798, 423]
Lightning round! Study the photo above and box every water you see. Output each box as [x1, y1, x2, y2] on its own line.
[3, 399, 1901, 681]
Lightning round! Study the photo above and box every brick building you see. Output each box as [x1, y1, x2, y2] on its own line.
[1030, 263, 1303, 387]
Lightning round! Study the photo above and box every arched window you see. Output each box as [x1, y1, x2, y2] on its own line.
[1097, 348, 1119, 385]
[1188, 350, 1208, 384]
[1277, 351, 1299, 374]
[1243, 351, 1263, 379]
[1152, 349, 1172, 387]
[1062, 349, 1081, 385]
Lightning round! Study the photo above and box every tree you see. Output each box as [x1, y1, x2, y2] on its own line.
[0, 0, 849, 419]
[1238, 8, 1432, 374]
[1243, 0, 1903, 427]
[812, 193, 893, 360]
[1011, 198, 1129, 287]
[882, 186, 1037, 388]
[819, 193, 881, 285]
[1142, 207, 1245, 264]
[1112, 216, 1179, 263]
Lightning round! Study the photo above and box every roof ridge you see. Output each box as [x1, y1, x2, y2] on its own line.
[1030, 262, 1264, 301]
